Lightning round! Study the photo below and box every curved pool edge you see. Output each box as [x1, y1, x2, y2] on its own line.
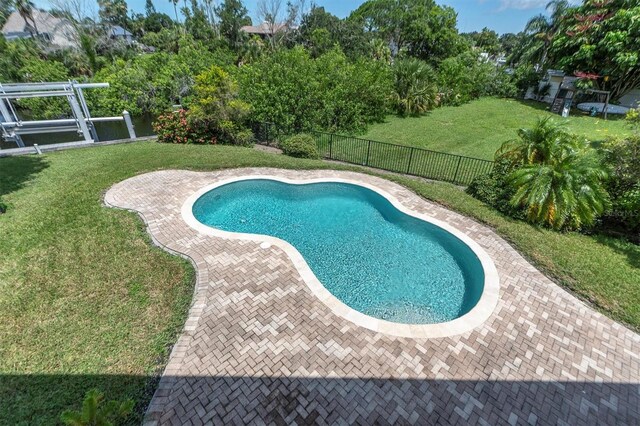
[181, 175, 500, 339]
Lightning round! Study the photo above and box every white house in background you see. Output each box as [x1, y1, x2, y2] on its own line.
[108, 25, 134, 44]
[526, 69, 640, 108]
[2, 11, 138, 50]
[240, 22, 294, 39]
[525, 70, 574, 103]
[1, 9, 78, 48]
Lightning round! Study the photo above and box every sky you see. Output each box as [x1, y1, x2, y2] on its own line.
[33, 0, 575, 35]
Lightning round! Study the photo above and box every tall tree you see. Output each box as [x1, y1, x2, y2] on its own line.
[549, 0, 640, 100]
[1, 1, 13, 27]
[522, 0, 572, 68]
[183, 0, 214, 41]
[169, 0, 180, 24]
[14, 0, 39, 36]
[98, 0, 129, 28]
[145, 0, 156, 16]
[349, 0, 463, 64]
[297, 5, 370, 59]
[472, 27, 501, 56]
[215, 0, 251, 48]
[499, 32, 521, 59]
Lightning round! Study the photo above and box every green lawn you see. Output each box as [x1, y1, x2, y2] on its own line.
[362, 98, 631, 160]
[1, 142, 638, 423]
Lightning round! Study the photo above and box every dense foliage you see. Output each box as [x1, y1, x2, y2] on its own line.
[601, 110, 640, 236]
[350, 0, 464, 64]
[85, 37, 234, 117]
[506, 0, 640, 103]
[437, 51, 516, 106]
[296, 6, 370, 59]
[1, 0, 532, 133]
[154, 65, 253, 146]
[470, 118, 611, 231]
[548, 0, 640, 100]
[237, 47, 391, 134]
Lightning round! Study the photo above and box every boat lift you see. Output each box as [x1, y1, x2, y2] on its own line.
[0, 81, 136, 148]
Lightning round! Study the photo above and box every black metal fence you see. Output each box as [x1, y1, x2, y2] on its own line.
[251, 122, 494, 186]
[312, 132, 494, 186]
[251, 121, 280, 146]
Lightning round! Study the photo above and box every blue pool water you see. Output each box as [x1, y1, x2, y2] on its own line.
[193, 180, 484, 324]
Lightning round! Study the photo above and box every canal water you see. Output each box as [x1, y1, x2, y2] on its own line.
[0, 114, 156, 150]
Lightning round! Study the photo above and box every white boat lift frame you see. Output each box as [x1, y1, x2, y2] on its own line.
[0, 81, 136, 148]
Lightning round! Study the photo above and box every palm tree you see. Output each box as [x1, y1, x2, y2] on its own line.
[508, 147, 609, 230]
[501, 118, 610, 229]
[370, 38, 391, 63]
[496, 117, 578, 164]
[523, 0, 571, 68]
[392, 58, 438, 116]
[169, 0, 180, 24]
[14, 0, 39, 36]
[237, 35, 264, 66]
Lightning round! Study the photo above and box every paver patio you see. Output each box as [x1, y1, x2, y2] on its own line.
[105, 169, 640, 425]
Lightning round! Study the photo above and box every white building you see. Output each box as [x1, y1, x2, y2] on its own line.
[525, 70, 575, 103]
[2, 9, 78, 49]
[526, 70, 640, 108]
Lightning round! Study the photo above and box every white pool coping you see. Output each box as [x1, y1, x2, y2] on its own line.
[181, 175, 500, 339]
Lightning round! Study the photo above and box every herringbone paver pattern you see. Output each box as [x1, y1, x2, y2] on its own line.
[105, 169, 640, 425]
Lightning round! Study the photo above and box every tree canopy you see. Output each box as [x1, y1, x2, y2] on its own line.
[549, 0, 640, 99]
[349, 0, 463, 64]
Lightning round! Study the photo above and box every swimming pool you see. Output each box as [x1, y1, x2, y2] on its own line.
[191, 178, 492, 328]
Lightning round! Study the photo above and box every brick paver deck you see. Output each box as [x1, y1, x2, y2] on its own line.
[105, 169, 640, 425]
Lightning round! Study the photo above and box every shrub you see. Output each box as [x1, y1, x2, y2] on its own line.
[602, 134, 640, 234]
[392, 58, 438, 116]
[0, 197, 6, 214]
[279, 134, 320, 159]
[154, 66, 254, 146]
[153, 109, 214, 144]
[60, 389, 134, 426]
[470, 119, 611, 230]
[437, 51, 493, 106]
[513, 65, 541, 98]
[437, 52, 518, 105]
[485, 68, 518, 99]
[186, 65, 253, 146]
[237, 46, 392, 134]
[497, 119, 609, 230]
[467, 161, 524, 219]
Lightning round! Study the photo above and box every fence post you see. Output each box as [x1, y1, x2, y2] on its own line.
[329, 133, 333, 159]
[453, 156, 463, 183]
[265, 122, 270, 145]
[406, 147, 415, 174]
[365, 140, 371, 166]
[123, 110, 136, 139]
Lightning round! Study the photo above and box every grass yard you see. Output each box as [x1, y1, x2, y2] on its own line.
[1, 141, 639, 423]
[362, 97, 632, 160]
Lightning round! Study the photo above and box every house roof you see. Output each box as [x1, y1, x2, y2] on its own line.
[2, 9, 71, 37]
[241, 22, 290, 35]
[109, 25, 133, 38]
